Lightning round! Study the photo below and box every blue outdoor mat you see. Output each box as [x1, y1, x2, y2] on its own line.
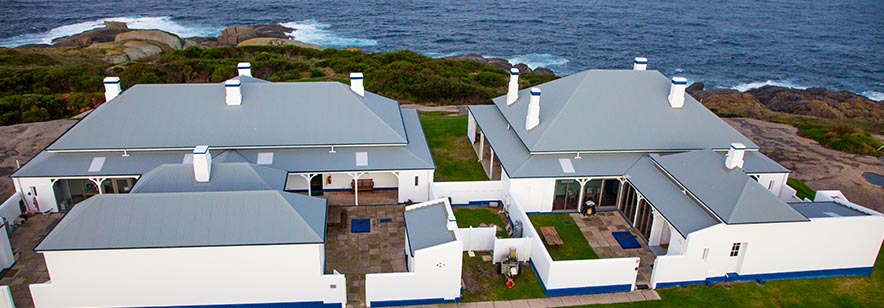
[351, 219, 371, 233]
[612, 231, 641, 249]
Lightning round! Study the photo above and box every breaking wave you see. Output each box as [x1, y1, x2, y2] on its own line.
[0, 16, 219, 47]
[279, 20, 377, 48]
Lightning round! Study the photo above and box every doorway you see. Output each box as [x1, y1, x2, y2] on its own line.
[310, 174, 324, 196]
[552, 180, 580, 211]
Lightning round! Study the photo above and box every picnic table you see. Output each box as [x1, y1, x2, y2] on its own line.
[540, 226, 563, 246]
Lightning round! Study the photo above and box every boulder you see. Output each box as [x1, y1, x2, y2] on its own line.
[533, 67, 555, 75]
[446, 54, 512, 71]
[686, 82, 705, 94]
[89, 40, 168, 64]
[53, 27, 129, 47]
[691, 88, 772, 118]
[236, 37, 322, 50]
[103, 21, 129, 30]
[253, 24, 294, 39]
[115, 30, 184, 50]
[217, 26, 257, 46]
[747, 86, 884, 122]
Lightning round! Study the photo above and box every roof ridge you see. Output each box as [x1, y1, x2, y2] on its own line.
[275, 191, 323, 241]
[529, 71, 593, 150]
[338, 83, 408, 144]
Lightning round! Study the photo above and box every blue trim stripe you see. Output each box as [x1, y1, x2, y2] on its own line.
[634, 60, 648, 64]
[237, 65, 251, 68]
[528, 260, 632, 297]
[103, 80, 121, 84]
[530, 90, 541, 95]
[671, 80, 687, 85]
[450, 200, 502, 207]
[369, 297, 460, 307]
[153, 301, 342, 308]
[225, 84, 241, 87]
[655, 266, 874, 289]
[511, 71, 520, 75]
[351, 77, 364, 80]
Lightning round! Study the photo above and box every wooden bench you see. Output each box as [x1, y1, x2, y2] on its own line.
[351, 179, 375, 192]
[540, 226, 564, 246]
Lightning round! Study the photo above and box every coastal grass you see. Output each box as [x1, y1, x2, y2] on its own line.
[528, 214, 599, 261]
[787, 178, 816, 200]
[766, 115, 884, 156]
[418, 111, 487, 181]
[583, 244, 884, 308]
[461, 252, 546, 302]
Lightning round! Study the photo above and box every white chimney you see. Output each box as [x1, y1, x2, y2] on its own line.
[237, 62, 252, 77]
[668, 77, 687, 108]
[103, 77, 121, 102]
[350, 72, 364, 97]
[633, 57, 648, 71]
[225, 79, 242, 106]
[506, 68, 520, 105]
[525, 88, 541, 131]
[725, 143, 746, 170]
[193, 145, 212, 182]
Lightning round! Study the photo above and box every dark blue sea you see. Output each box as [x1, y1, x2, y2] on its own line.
[1, 0, 882, 100]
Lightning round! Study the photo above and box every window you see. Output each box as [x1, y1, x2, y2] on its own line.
[702, 248, 710, 261]
[414, 176, 419, 187]
[730, 243, 742, 257]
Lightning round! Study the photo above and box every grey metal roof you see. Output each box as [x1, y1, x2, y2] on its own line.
[130, 162, 288, 193]
[491, 70, 757, 153]
[36, 190, 327, 251]
[48, 81, 407, 150]
[788, 201, 869, 218]
[624, 157, 719, 236]
[651, 151, 808, 224]
[12, 111, 433, 178]
[469, 105, 642, 178]
[404, 202, 454, 256]
[730, 151, 791, 174]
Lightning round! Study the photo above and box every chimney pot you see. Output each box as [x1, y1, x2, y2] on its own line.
[103, 77, 121, 102]
[350, 72, 364, 97]
[193, 145, 212, 182]
[237, 62, 252, 77]
[526, 88, 542, 130]
[633, 57, 648, 71]
[225, 80, 242, 106]
[506, 68, 520, 105]
[725, 143, 746, 170]
[668, 77, 687, 108]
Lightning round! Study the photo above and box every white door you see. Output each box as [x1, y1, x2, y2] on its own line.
[724, 242, 747, 273]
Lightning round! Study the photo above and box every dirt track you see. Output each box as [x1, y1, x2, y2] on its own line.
[0, 120, 76, 198]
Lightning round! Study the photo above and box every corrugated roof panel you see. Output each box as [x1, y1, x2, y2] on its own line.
[405, 202, 454, 255]
[88, 157, 106, 172]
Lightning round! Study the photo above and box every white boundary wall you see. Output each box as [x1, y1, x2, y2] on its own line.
[365, 241, 464, 306]
[493, 238, 531, 262]
[457, 227, 497, 251]
[0, 193, 23, 231]
[507, 201, 638, 291]
[0, 286, 13, 308]
[430, 181, 502, 205]
[0, 193, 23, 271]
[30, 244, 346, 308]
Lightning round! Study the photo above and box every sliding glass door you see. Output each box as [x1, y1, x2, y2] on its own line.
[553, 180, 580, 211]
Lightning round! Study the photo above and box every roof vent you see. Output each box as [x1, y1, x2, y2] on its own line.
[237, 62, 252, 77]
[506, 68, 520, 105]
[193, 146, 212, 182]
[225, 79, 242, 106]
[103, 77, 121, 102]
[725, 143, 746, 170]
[668, 77, 687, 109]
[526, 88, 541, 130]
[350, 72, 364, 97]
[633, 57, 648, 71]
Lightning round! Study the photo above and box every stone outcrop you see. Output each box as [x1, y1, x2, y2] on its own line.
[115, 30, 184, 50]
[445, 53, 556, 75]
[88, 40, 169, 64]
[253, 24, 294, 39]
[236, 37, 321, 49]
[217, 26, 257, 46]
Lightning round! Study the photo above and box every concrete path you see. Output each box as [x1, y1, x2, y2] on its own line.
[396, 289, 661, 308]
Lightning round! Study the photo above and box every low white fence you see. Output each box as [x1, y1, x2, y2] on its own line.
[0, 285, 12, 308]
[456, 227, 497, 251]
[649, 255, 706, 288]
[0, 193, 23, 233]
[430, 181, 502, 205]
[507, 200, 638, 294]
[492, 238, 531, 262]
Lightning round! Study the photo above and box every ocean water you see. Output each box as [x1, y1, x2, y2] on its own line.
[0, 0, 882, 99]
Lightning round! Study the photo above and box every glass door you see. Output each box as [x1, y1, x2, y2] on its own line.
[553, 180, 580, 211]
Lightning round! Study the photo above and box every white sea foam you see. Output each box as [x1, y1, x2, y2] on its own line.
[280, 20, 377, 48]
[504, 53, 569, 69]
[731, 80, 808, 92]
[861, 91, 884, 102]
[0, 16, 219, 47]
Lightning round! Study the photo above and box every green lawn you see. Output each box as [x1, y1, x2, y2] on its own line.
[787, 178, 817, 200]
[454, 207, 508, 237]
[529, 214, 599, 260]
[461, 252, 546, 302]
[418, 111, 488, 181]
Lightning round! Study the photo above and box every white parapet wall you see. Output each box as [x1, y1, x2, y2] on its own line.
[457, 227, 497, 251]
[0, 193, 23, 232]
[506, 201, 638, 296]
[493, 238, 532, 262]
[430, 181, 502, 205]
[30, 244, 346, 308]
[365, 241, 464, 307]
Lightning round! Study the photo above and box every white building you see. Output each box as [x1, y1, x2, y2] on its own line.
[460, 60, 884, 294]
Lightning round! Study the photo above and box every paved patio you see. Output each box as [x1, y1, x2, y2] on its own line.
[0, 213, 62, 308]
[570, 212, 656, 286]
[325, 205, 408, 307]
[396, 289, 661, 308]
[318, 190, 399, 206]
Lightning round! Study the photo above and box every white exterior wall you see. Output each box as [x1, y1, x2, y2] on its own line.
[430, 181, 503, 204]
[285, 170, 434, 203]
[396, 170, 434, 203]
[651, 215, 884, 287]
[30, 244, 346, 308]
[467, 111, 477, 144]
[749, 172, 789, 197]
[365, 241, 463, 306]
[492, 238, 532, 262]
[456, 226, 497, 251]
[13, 177, 56, 212]
[507, 178, 556, 212]
[324, 172, 398, 190]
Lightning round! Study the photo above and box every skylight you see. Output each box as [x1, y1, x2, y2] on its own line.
[88, 157, 106, 172]
[356, 152, 368, 166]
[823, 212, 841, 217]
[559, 158, 575, 173]
[257, 152, 274, 165]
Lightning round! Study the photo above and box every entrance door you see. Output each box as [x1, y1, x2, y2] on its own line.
[634, 200, 653, 239]
[310, 174, 324, 196]
[552, 180, 580, 211]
